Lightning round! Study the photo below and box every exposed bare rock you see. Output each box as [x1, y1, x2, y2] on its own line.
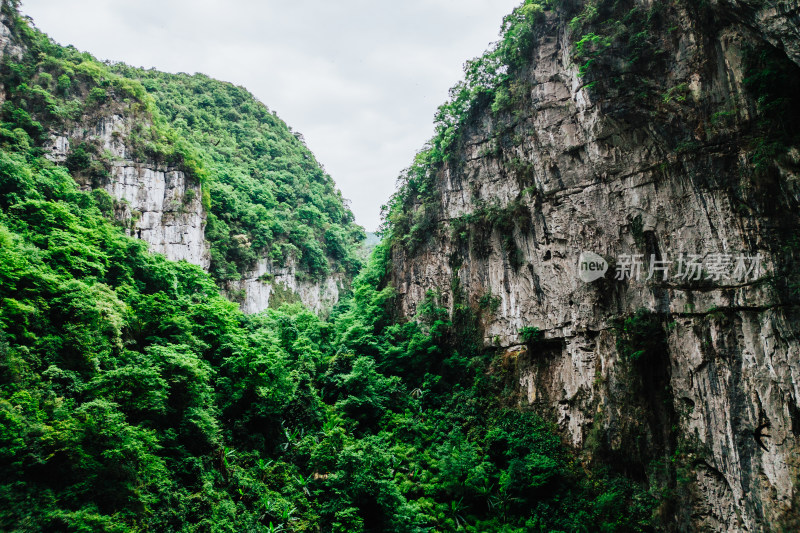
[713, 0, 800, 67]
[0, 4, 22, 63]
[42, 111, 342, 313]
[44, 116, 211, 269]
[0, 2, 22, 106]
[223, 257, 343, 315]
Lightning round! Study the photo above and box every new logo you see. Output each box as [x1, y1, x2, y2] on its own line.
[578, 251, 608, 282]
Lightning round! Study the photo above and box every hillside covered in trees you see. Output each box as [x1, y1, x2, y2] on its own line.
[107, 65, 366, 283]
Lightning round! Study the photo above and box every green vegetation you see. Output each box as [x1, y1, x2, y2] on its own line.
[0, 3, 210, 196]
[478, 290, 502, 314]
[569, 0, 666, 84]
[741, 43, 800, 173]
[614, 309, 666, 362]
[519, 326, 543, 344]
[661, 83, 689, 104]
[429, 0, 554, 163]
[0, 0, 364, 288]
[0, 193, 656, 531]
[383, 0, 672, 252]
[109, 66, 365, 282]
[382, 0, 555, 249]
[450, 197, 532, 269]
[267, 281, 302, 309]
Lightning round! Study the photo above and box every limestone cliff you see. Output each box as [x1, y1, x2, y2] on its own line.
[223, 257, 343, 315]
[0, 0, 20, 107]
[0, 3, 21, 64]
[389, 1, 800, 530]
[41, 107, 345, 314]
[44, 116, 211, 268]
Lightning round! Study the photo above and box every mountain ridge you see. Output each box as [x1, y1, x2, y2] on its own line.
[2, 0, 365, 314]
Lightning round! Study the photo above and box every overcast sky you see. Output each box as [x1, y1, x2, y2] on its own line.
[20, 0, 522, 230]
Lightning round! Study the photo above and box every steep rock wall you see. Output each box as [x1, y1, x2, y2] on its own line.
[0, 6, 21, 62]
[42, 114, 345, 314]
[224, 257, 343, 315]
[713, 0, 800, 64]
[390, 2, 800, 531]
[0, 1, 22, 105]
[45, 116, 210, 268]
[43, 117, 345, 314]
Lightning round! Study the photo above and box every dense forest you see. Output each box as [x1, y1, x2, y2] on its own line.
[1, 0, 752, 531]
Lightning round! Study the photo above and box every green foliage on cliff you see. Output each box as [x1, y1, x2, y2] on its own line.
[568, 0, 664, 81]
[109, 66, 365, 282]
[519, 326, 543, 344]
[0, 64, 655, 530]
[430, 0, 555, 163]
[741, 43, 800, 173]
[0, 174, 656, 530]
[614, 309, 667, 362]
[0, 2, 363, 287]
[0, 3, 209, 195]
[381, 0, 556, 249]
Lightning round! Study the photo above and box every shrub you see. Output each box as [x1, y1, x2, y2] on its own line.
[519, 326, 542, 343]
[614, 308, 666, 361]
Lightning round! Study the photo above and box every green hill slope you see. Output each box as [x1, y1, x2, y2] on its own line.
[110, 66, 365, 283]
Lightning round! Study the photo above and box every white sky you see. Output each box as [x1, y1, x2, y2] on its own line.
[20, 0, 522, 231]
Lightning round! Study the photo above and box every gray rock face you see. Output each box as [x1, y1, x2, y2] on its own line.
[45, 116, 211, 269]
[714, 0, 800, 67]
[224, 257, 343, 315]
[0, 6, 22, 63]
[0, 3, 22, 107]
[3, 2, 346, 314]
[390, 3, 800, 531]
[44, 117, 343, 313]
[44, 113, 344, 313]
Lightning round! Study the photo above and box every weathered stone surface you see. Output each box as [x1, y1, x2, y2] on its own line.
[44, 113, 344, 311]
[0, 3, 22, 107]
[390, 3, 800, 531]
[713, 0, 800, 67]
[223, 257, 343, 315]
[44, 115, 210, 269]
[4, 6, 345, 314]
[44, 113, 344, 312]
[0, 6, 22, 63]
